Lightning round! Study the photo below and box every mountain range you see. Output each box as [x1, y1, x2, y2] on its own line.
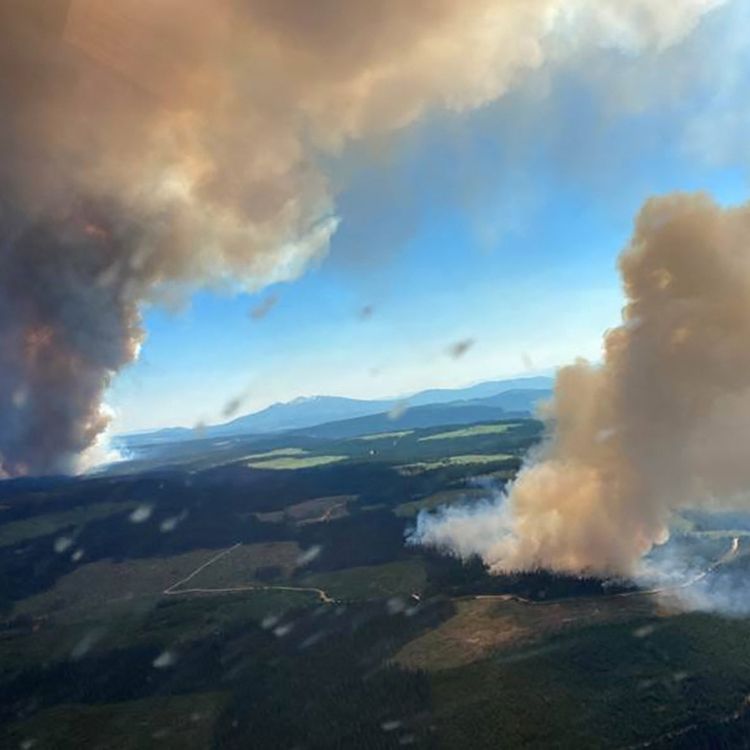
[123, 375, 553, 446]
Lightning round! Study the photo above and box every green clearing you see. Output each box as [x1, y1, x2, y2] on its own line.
[398, 453, 515, 474]
[1, 692, 228, 750]
[241, 447, 307, 460]
[357, 430, 413, 441]
[419, 422, 520, 441]
[246, 454, 347, 470]
[0, 501, 138, 548]
[301, 559, 427, 600]
[395, 489, 488, 517]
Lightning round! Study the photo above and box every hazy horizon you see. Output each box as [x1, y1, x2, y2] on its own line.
[118, 369, 556, 436]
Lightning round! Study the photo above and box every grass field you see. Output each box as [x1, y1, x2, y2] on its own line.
[419, 422, 521, 442]
[398, 453, 516, 475]
[241, 447, 307, 460]
[246, 454, 347, 470]
[357, 430, 413, 441]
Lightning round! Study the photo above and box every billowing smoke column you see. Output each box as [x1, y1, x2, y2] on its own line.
[0, 208, 144, 475]
[412, 193, 750, 576]
[0, 0, 722, 475]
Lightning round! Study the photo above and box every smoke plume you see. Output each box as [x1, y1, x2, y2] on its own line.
[0, 1, 722, 475]
[412, 193, 750, 576]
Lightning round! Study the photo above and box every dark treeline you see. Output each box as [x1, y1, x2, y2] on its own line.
[424, 551, 636, 600]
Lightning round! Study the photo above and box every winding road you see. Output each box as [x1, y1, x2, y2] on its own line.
[162, 542, 335, 603]
[163, 535, 741, 611]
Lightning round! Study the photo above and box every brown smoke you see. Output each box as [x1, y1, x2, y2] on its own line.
[413, 193, 750, 576]
[0, 1, 721, 475]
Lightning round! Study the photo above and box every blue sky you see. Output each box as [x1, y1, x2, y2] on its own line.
[109, 2, 749, 434]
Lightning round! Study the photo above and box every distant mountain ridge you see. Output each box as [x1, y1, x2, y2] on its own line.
[295, 388, 550, 440]
[403, 376, 552, 406]
[123, 375, 553, 445]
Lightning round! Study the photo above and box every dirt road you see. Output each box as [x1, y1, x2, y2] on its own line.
[162, 543, 335, 603]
